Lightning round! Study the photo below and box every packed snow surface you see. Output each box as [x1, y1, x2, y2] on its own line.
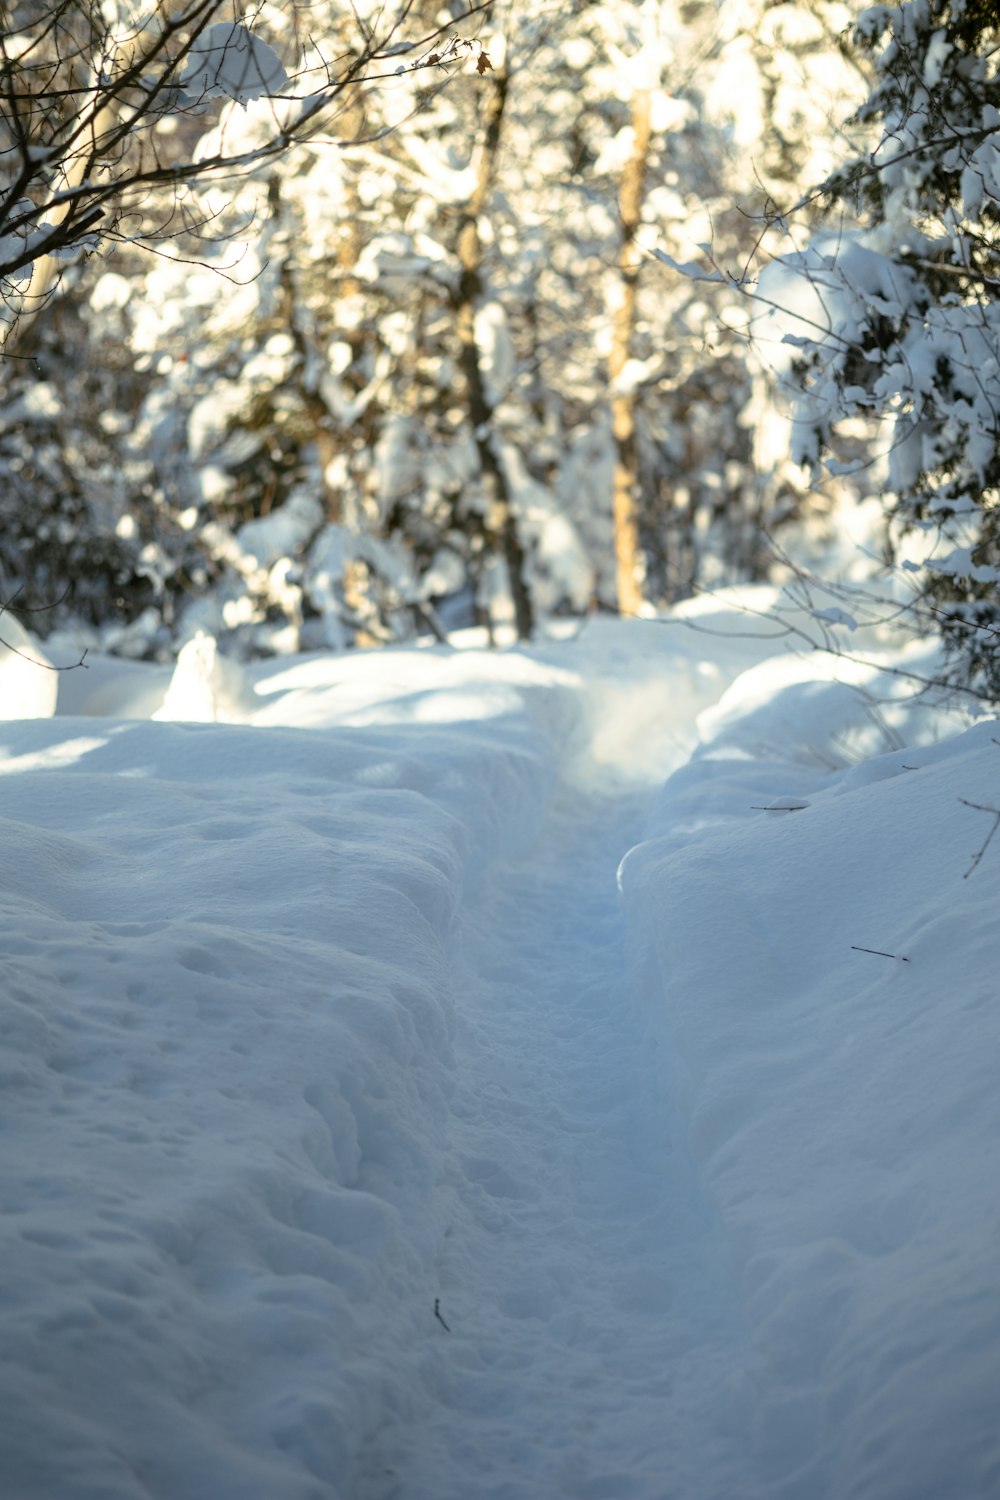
[1, 602, 998, 1499]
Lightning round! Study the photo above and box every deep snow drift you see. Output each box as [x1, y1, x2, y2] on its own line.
[0, 600, 997, 1499]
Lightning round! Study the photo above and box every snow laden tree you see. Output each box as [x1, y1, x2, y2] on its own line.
[0, 0, 483, 343]
[0, 0, 490, 649]
[0, 0, 872, 658]
[610, 0, 866, 610]
[673, 0, 870, 571]
[774, 0, 1000, 697]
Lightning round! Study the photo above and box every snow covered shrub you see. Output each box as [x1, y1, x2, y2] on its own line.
[778, 0, 1000, 698]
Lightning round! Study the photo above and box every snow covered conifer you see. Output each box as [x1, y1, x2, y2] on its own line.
[782, 0, 1000, 697]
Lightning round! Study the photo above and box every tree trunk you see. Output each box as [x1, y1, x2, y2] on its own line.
[609, 86, 653, 618]
[452, 66, 533, 641]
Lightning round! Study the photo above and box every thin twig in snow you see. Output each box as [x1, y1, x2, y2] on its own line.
[959, 798, 1000, 878]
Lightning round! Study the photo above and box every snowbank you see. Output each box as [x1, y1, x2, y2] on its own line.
[4, 613, 999, 1499]
[622, 657, 1000, 1499]
[0, 612, 57, 718]
[0, 650, 574, 1499]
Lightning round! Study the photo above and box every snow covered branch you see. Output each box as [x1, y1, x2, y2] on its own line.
[0, 0, 490, 341]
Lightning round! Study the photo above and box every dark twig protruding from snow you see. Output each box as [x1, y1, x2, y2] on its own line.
[959, 797, 1000, 879]
[750, 804, 809, 812]
[851, 945, 910, 962]
[434, 1298, 451, 1333]
[0, 591, 89, 671]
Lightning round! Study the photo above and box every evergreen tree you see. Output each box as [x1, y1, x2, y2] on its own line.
[782, 0, 1000, 696]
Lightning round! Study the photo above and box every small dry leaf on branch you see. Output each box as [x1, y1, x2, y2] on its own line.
[476, 50, 494, 74]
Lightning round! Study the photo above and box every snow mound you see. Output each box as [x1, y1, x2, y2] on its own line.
[153, 632, 251, 723]
[0, 613, 58, 718]
[0, 649, 573, 1498]
[623, 659, 1000, 1500]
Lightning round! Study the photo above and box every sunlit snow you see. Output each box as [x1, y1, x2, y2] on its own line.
[181, 24, 288, 105]
[1, 605, 996, 1499]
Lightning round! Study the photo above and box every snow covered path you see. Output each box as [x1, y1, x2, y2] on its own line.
[3, 609, 1000, 1500]
[366, 783, 740, 1500]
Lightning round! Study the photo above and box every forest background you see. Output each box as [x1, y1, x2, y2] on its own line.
[2, 0, 997, 701]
